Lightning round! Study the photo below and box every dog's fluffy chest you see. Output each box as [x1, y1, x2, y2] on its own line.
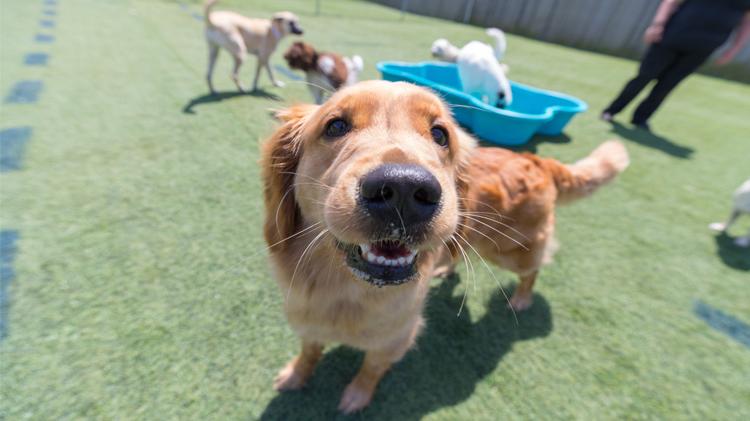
[270, 243, 429, 348]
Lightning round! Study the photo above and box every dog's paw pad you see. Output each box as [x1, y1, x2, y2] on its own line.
[338, 382, 373, 414]
[508, 294, 533, 312]
[709, 222, 726, 232]
[273, 364, 306, 391]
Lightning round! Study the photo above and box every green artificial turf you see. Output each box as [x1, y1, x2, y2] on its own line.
[1, 0, 749, 419]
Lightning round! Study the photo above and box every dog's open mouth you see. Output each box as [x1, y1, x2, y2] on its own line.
[342, 240, 419, 287]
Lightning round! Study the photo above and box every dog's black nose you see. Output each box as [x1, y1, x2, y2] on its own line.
[359, 164, 442, 226]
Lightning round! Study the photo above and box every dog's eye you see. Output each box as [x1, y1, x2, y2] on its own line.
[430, 126, 449, 147]
[324, 118, 351, 139]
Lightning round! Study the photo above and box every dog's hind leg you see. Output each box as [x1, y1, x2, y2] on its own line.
[509, 270, 538, 312]
[230, 54, 247, 93]
[206, 43, 219, 94]
[709, 209, 740, 232]
[273, 340, 324, 391]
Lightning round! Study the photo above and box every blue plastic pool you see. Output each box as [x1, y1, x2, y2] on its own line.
[377, 61, 587, 146]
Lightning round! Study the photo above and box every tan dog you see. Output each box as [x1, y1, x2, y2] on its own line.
[261, 80, 628, 413]
[204, 0, 303, 93]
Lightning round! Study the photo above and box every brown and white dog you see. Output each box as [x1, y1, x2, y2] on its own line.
[284, 41, 364, 104]
[261, 81, 628, 412]
[204, 0, 303, 93]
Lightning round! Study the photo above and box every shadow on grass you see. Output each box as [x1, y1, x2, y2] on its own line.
[182, 89, 282, 114]
[260, 275, 553, 420]
[714, 232, 750, 271]
[609, 121, 694, 159]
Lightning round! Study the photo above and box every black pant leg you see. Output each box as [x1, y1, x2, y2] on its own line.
[604, 44, 678, 114]
[631, 49, 712, 123]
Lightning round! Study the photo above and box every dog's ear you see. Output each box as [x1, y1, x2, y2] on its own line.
[261, 103, 318, 252]
[447, 128, 477, 259]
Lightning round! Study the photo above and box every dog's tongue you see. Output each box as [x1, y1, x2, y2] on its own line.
[371, 241, 411, 259]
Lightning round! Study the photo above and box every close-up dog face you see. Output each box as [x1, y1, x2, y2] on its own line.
[272, 11, 304, 36]
[284, 41, 317, 71]
[263, 81, 474, 287]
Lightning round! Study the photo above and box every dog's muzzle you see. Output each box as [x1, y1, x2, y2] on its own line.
[290, 22, 303, 35]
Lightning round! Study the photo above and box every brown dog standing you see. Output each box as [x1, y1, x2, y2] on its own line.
[261, 81, 628, 412]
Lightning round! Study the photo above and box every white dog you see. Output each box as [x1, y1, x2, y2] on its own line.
[431, 28, 512, 107]
[709, 179, 750, 247]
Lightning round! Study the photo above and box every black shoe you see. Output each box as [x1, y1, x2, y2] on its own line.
[632, 120, 651, 131]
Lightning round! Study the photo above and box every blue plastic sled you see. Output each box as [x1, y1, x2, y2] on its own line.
[377, 61, 587, 146]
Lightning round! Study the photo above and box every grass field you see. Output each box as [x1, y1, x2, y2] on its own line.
[1, 0, 749, 419]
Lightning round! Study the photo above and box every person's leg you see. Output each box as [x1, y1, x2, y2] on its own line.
[631, 49, 712, 125]
[603, 44, 676, 117]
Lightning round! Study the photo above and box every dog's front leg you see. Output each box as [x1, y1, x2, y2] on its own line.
[338, 321, 421, 414]
[265, 63, 285, 88]
[252, 58, 264, 91]
[273, 340, 324, 391]
[337, 349, 394, 414]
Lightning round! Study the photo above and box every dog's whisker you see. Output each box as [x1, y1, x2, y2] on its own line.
[460, 212, 529, 242]
[449, 103, 490, 113]
[287, 228, 330, 303]
[462, 215, 529, 251]
[453, 232, 517, 324]
[292, 181, 334, 191]
[285, 80, 335, 94]
[267, 221, 323, 251]
[280, 171, 335, 189]
[458, 196, 515, 222]
[449, 236, 473, 317]
[457, 222, 501, 253]
[275, 185, 297, 234]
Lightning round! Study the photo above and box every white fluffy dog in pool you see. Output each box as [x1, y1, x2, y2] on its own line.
[431, 28, 512, 107]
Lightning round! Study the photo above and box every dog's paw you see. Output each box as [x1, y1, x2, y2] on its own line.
[709, 222, 727, 232]
[735, 236, 750, 248]
[338, 382, 373, 414]
[273, 363, 306, 391]
[274, 80, 286, 88]
[508, 293, 533, 312]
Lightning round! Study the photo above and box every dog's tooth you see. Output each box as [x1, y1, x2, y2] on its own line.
[360, 244, 370, 254]
[367, 252, 377, 263]
[397, 257, 406, 265]
[376, 255, 386, 264]
[405, 254, 415, 264]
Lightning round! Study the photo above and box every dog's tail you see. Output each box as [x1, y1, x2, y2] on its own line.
[539, 140, 630, 204]
[350, 55, 364, 74]
[486, 27, 507, 61]
[204, 0, 219, 27]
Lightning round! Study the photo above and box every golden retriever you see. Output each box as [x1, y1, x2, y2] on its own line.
[261, 80, 629, 413]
